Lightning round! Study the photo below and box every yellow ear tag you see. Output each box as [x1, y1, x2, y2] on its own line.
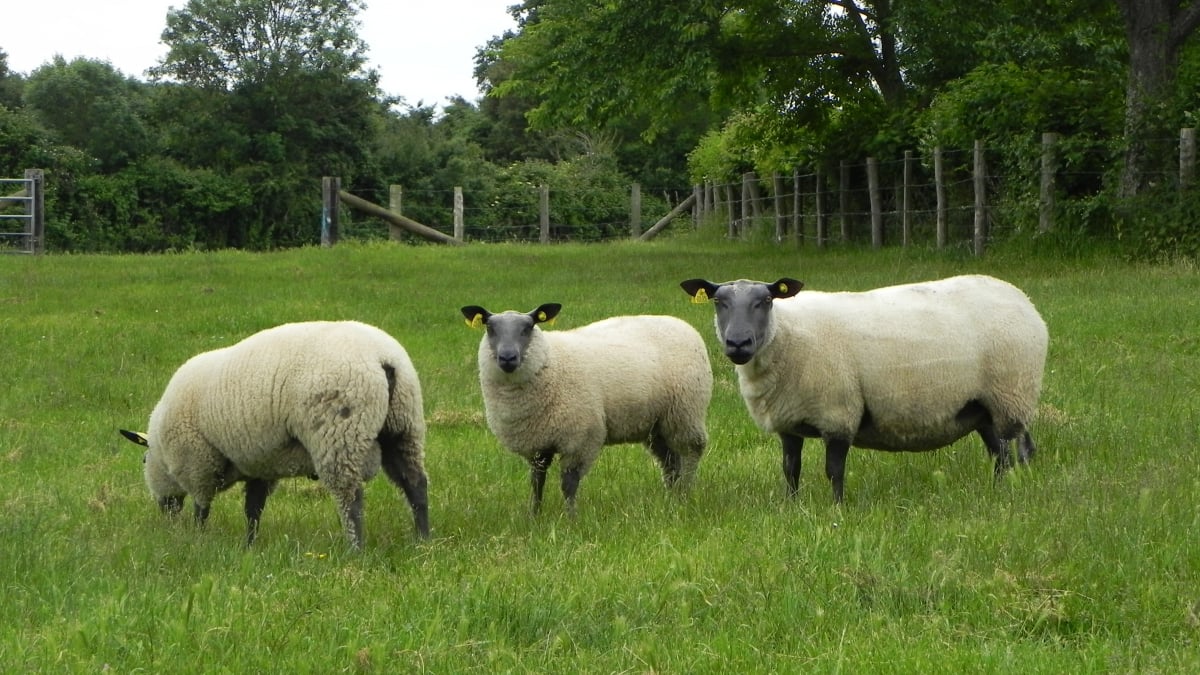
[466, 313, 484, 329]
[691, 288, 709, 304]
[778, 282, 788, 294]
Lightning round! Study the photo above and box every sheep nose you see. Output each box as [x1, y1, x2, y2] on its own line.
[497, 351, 520, 372]
[724, 336, 755, 364]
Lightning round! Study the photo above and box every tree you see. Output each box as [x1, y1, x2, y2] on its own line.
[151, 0, 371, 90]
[149, 0, 380, 247]
[23, 57, 152, 171]
[0, 49, 24, 110]
[1113, 0, 1200, 197]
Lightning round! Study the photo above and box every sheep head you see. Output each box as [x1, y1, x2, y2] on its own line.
[680, 278, 802, 365]
[461, 303, 561, 373]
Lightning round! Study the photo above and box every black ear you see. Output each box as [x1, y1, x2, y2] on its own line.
[768, 278, 804, 299]
[460, 305, 491, 329]
[120, 429, 149, 447]
[680, 279, 720, 303]
[531, 303, 562, 324]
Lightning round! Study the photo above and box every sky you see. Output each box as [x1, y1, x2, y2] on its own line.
[0, 0, 517, 108]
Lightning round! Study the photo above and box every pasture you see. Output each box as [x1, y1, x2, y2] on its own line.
[0, 233, 1197, 671]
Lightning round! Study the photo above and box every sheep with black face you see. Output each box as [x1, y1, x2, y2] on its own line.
[680, 274, 1048, 503]
[461, 303, 712, 516]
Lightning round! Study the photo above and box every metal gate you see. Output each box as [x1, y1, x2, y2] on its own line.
[1, 169, 44, 254]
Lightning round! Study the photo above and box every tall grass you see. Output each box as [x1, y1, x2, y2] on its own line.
[0, 233, 1197, 672]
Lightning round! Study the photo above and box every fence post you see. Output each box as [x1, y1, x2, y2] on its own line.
[792, 168, 802, 245]
[935, 146, 947, 248]
[630, 182, 642, 237]
[839, 160, 849, 242]
[321, 176, 340, 247]
[692, 185, 703, 226]
[724, 184, 735, 238]
[454, 187, 464, 241]
[1040, 132, 1059, 233]
[773, 172, 786, 242]
[1180, 128, 1196, 189]
[815, 166, 826, 248]
[867, 157, 882, 248]
[26, 169, 44, 254]
[902, 151, 913, 247]
[973, 140, 987, 256]
[539, 184, 550, 244]
[387, 185, 404, 241]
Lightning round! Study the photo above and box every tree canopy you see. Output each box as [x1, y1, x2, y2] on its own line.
[2, 0, 1200, 257]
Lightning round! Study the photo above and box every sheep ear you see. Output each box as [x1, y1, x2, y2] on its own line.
[769, 278, 804, 298]
[532, 303, 561, 325]
[119, 429, 149, 447]
[680, 279, 719, 304]
[460, 305, 491, 329]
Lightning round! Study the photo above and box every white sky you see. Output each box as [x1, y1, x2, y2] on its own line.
[0, 0, 517, 108]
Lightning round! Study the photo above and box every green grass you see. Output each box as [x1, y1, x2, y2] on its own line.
[1, 233, 1198, 672]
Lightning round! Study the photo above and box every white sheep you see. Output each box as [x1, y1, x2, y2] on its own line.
[679, 274, 1048, 502]
[129, 320, 429, 547]
[459, 303, 713, 515]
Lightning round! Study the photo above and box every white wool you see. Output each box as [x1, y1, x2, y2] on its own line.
[476, 314, 712, 505]
[736, 275, 1047, 450]
[142, 320, 427, 545]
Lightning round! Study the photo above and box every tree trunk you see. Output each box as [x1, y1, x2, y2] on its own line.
[1115, 0, 1200, 197]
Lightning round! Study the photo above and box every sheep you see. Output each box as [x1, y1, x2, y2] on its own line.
[459, 303, 713, 515]
[679, 274, 1048, 503]
[128, 320, 429, 547]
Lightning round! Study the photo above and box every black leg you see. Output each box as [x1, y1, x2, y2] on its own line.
[380, 438, 431, 539]
[1018, 430, 1037, 464]
[561, 465, 582, 518]
[193, 501, 210, 526]
[529, 450, 555, 514]
[780, 433, 804, 497]
[649, 434, 682, 486]
[346, 486, 365, 549]
[824, 437, 850, 504]
[978, 425, 1012, 478]
[243, 479, 273, 546]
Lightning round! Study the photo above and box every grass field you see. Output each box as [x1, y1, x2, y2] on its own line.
[1, 232, 1197, 672]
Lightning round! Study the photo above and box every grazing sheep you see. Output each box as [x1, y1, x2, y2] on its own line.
[679, 275, 1048, 502]
[460, 303, 713, 515]
[130, 320, 429, 547]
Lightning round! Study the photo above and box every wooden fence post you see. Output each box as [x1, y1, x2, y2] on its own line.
[902, 151, 913, 247]
[692, 185, 703, 225]
[321, 176, 340, 247]
[867, 157, 882, 248]
[1040, 132, 1059, 233]
[839, 160, 849, 242]
[1180, 127, 1196, 188]
[26, 169, 44, 254]
[539, 184, 550, 244]
[792, 168, 802, 245]
[454, 187, 464, 241]
[724, 184, 735, 238]
[773, 172, 786, 242]
[388, 185, 403, 241]
[973, 140, 987, 256]
[815, 166, 826, 248]
[935, 146, 947, 248]
[630, 182, 642, 237]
